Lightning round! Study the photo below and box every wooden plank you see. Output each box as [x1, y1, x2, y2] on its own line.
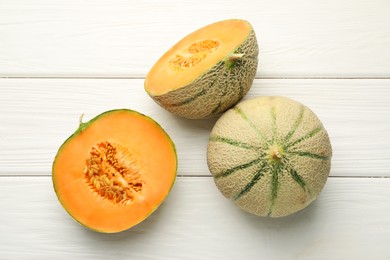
[0, 78, 389, 177]
[1, 0, 390, 77]
[0, 176, 389, 259]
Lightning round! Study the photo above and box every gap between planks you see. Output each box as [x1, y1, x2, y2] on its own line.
[1, 76, 390, 80]
[0, 175, 388, 179]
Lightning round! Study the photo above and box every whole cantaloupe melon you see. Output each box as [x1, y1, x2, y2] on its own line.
[207, 96, 332, 217]
[144, 19, 259, 119]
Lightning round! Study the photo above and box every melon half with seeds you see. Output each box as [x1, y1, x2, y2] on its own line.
[52, 109, 177, 233]
[207, 96, 332, 217]
[144, 19, 259, 119]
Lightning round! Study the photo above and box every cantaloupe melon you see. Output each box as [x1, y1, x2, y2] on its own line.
[207, 96, 332, 217]
[144, 19, 259, 119]
[52, 109, 177, 233]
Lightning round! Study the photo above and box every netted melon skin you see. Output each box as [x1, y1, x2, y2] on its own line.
[207, 96, 332, 217]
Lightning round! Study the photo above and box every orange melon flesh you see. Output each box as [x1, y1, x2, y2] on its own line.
[52, 110, 177, 233]
[145, 19, 253, 95]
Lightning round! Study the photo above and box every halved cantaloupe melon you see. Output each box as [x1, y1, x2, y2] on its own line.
[145, 19, 259, 119]
[52, 109, 177, 233]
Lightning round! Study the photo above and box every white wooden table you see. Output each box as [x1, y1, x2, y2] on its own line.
[1, 0, 390, 259]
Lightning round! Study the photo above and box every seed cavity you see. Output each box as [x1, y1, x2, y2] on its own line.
[83, 141, 143, 206]
[170, 40, 220, 70]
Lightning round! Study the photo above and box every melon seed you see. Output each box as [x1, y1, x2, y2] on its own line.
[84, 141, 143, 205]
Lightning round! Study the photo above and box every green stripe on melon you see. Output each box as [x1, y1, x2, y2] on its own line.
[207, 96, 332, 217]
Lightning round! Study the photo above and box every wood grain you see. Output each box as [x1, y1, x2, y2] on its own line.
[1, 0, 389, 78]
[0, 176, 389, 259]
[1, 78, 389, 177]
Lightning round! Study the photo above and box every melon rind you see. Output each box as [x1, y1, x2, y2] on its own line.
[207, 96, 332, 217]
[147, 21, 259, 119]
